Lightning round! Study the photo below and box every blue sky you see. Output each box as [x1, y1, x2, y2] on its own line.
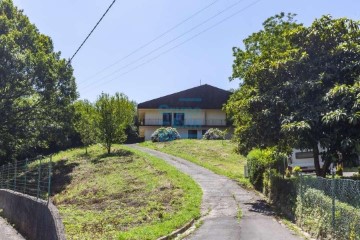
[12, 0, 360, 103]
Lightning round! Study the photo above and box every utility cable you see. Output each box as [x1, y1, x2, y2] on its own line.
[68, 0, 117, 64]
[79, 0, 219, 83]
[84, 0, 262, 91]
[81, 0, 248, 89]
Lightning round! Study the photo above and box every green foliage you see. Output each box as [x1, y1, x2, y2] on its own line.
[336, 164, 343, 176]
[247, 147, 287, 190]
[247, 148, 273, 190]
[73, 100, 97, 153]
[226, 13, 360, 177]
[0, 0, 77, 163]
[95, 92, 135, 153]
[202, 128, 225, 140]
[297, 188, 360, 239]
[292, 166, 302, 177]
[151, 127, 180, 142]
[263, 175, 298, 219]
[285, 168, 291, 178]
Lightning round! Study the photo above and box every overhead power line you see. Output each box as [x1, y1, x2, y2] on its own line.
[79, 0, 219, 84]
[84, 0, 262, 91]
[68, 0, 117, 64]
[81, 0, 248, 89]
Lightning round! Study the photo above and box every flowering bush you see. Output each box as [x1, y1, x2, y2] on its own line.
[151, 127, 181, 142]
[202, 128, 225, 140]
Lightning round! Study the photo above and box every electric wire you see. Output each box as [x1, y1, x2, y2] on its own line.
[68, 0, 117, 64]
[78, 0, 220, 84]
[81, 0, 249, 90]
[83, 0, 262, 91]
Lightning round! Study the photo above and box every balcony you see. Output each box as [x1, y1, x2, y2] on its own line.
[139, 118, 227, 127]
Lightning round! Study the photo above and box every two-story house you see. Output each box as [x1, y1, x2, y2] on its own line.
[138, 84, 232, 140]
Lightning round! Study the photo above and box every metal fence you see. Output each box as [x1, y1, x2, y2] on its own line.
[0, 156, 52, 202]
[299, 174, 360, 208]
[297, 174, 360, 239]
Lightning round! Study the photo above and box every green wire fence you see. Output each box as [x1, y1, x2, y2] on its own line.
[0, 156, 52, 203]
[297, 174, 360, 239]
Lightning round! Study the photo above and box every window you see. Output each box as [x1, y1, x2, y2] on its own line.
[174, 113, 184, 126]
[162, 113, 172, 126]
[188, 130, 197, 139]
[295, 152, 313, 159]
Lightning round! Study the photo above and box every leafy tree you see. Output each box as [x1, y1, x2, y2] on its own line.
[225, 13, 301, 154]
[95, 93, 135, 154]
[73, 100, 97, 154]
[226, 13, 360, 176]
[0, 0, 77, 163]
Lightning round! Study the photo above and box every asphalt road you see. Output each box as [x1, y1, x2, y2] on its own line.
[129, 145, 302, 240]
[0, 217, 25, 240]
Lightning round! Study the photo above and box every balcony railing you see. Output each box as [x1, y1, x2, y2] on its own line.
[139, 119, 227, 127]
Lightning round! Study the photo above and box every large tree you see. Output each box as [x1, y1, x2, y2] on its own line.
[95, 93, 135, 154]
[0, 0, 77, 163]
[73, 100, 97, 154]
[226, 13, 360, 176]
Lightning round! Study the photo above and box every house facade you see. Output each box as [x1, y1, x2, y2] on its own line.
[138, 84, 231, 140]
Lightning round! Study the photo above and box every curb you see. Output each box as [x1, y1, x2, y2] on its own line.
[157, 219, 195, 240]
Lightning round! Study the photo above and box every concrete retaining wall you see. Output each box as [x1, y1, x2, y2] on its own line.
[0, 189, 66, 240]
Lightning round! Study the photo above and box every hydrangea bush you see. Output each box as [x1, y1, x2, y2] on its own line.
[151, 127, 181, 142]
[202, 128, 225, 140]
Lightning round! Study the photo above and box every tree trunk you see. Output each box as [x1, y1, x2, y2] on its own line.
[85, 147, 88, 155]
[107, 144, 111, 154]
[321, 158, 331, 178]
[313, 143, 321, 176]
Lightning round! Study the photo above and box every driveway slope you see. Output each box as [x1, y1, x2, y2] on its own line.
[129, 145, 301, 240]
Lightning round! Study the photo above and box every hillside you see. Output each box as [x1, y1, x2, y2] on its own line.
[140, 139, 250, 187]
[50, 144, 201, 239]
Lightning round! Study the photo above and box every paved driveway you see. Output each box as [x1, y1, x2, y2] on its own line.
[0, 217, 25, 240]
[129, 145, 302, 240]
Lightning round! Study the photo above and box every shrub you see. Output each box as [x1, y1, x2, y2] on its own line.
[247, 147, 288, 190]
[336, 164, 343, 176]
[247, 148, 273, 190]
[264, 175, 297, 219]
[296, 188, 360, 239]
[151, 127, 180, 142]
[202, 128, 225, 140]
[292, 166, 302, 177]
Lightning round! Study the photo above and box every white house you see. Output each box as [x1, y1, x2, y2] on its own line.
[138, 84, 231, 140]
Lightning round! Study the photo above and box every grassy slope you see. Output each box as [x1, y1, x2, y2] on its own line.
[51, 144, 201, 240]
[140, 139, 251, 188]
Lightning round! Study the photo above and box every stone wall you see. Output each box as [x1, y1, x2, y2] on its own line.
[0, 189, 65, 240]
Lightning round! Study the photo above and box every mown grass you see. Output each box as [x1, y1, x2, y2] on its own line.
[50, 144, 202, 240]
[140, 139, 251, 188]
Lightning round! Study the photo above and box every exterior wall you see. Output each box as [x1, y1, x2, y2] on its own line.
[205, 110, 226, 126]
[139, 109, 226, 127]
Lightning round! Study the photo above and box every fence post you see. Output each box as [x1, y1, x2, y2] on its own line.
[47, 156, 52, 205]
[14, 159, 17, 191]
[37, 158, 42, 199]
[299, 173, 303, 227]
[7, 162, 10, 189]
[0, 165, 3, 188]
[1, 165, 5, 189]
[331, 171, 336, 235]
[23, 158, 28, 194]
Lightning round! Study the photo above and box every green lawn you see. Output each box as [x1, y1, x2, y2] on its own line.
[140, 139, 251, 188]
[51, 144, 201, 240]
